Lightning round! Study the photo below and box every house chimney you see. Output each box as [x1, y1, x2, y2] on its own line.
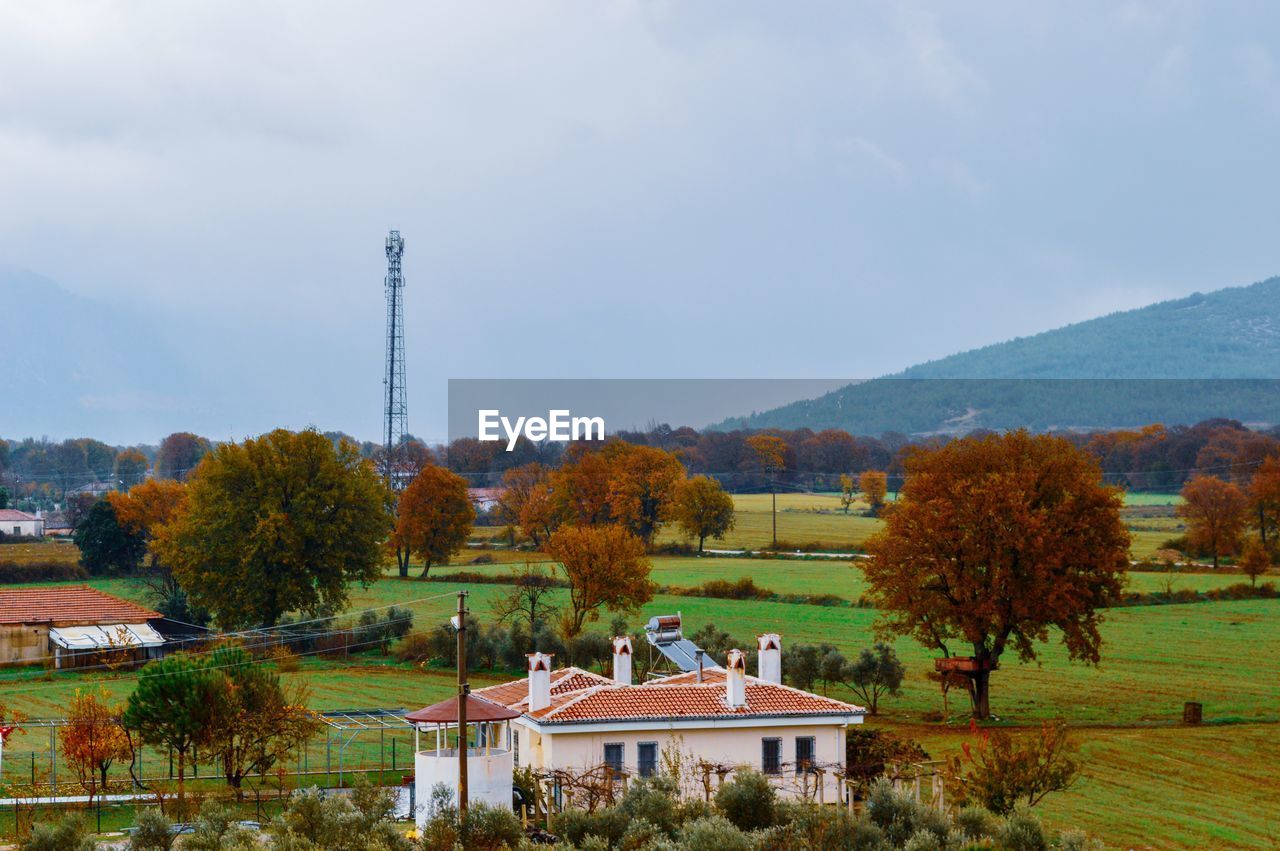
[527, 652, 553, 712]
[612, 636, 632, 685]
[725, 649, 747, 708]
[695, 649, 705, 683]
[757, 633, 781, 684]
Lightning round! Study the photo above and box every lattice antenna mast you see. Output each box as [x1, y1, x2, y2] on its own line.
[383, 230, 408, 489]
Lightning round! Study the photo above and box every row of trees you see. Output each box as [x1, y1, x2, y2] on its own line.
[493, 442, 735, 552]
[423, 416, 1280, 494]
[49, 647, 319, 807]
[1178, 461, 1280, 573]
[0, 433, 210, 508]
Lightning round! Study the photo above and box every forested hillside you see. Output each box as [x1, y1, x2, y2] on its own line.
[724, 277, 1280, 434]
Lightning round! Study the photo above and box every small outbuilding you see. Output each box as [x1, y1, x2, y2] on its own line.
[406, 693, 521, 826]
[0, 585, 166, 668]
[0, 509, 44, 538]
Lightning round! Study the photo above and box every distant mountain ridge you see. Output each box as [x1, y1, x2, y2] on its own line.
[721, 276, 1280, 435]
[897, 276, 1280, 379]
[0, 266, 198, 441]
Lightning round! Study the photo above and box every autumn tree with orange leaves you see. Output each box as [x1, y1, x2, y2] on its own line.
[545, 524, 655, 637]
[1179, 476, 1249, 568]
[863, 431, 1129, 719]
[392, 465, 475, 578]
[1248, 455, 1280, 551]
[60, 688, 131, 803]
[604, 443, 687, 545]
[858, 469, 888, 516]
[1239, 540, 1273, 587]
[746, 434, 788, 548]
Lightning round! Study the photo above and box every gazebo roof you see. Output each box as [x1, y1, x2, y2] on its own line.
[405, 694, 521, 724]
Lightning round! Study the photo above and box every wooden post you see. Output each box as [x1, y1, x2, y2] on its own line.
[456, 591, 470, 817]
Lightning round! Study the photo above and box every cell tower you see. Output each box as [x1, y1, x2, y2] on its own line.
[383, 230, 407, 489]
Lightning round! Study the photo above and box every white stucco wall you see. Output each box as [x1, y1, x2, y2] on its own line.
[514, 717, 856, 801]
[2, 517, 43, 537]
[414, 748, 513, 826]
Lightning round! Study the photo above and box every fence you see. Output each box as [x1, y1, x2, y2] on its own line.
[0, 709, 416, 797]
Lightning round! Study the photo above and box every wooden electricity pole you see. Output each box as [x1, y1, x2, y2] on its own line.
[456, 590, 469, 817]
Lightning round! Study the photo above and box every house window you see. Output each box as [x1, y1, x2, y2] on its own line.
[513, 730, 519, 766]
[795, 736, 816, 772]
[638, 742, 658, 777]
[604, 743, 624, 777]
[762, 738, 782, 775]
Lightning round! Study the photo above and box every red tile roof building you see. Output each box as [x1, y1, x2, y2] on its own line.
[0, 586, 161, 625]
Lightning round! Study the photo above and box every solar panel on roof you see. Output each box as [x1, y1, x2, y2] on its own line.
[644, 613, 718, 672]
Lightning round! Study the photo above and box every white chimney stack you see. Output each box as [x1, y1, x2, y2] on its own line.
[527, 652, 553, 712]
[725, 648, 747, 708]
[757, 633, 781, 684]
[612, 636, 632, 685]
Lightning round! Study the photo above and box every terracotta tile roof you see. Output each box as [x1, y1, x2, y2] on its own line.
[527, 677, 864, 724]
[0, 509, 39, 522]
[471, 664, 863, 725]
[473, 667, 614, 709]
[0, 586, 161, 625]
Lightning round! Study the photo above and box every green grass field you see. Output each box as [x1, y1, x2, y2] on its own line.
[3, 538, 1277, 847]
[651, 492, 1187, 559]
[0, 540, 80, 565]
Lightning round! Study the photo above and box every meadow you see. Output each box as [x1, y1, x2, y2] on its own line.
[4, 511, 1278, 848]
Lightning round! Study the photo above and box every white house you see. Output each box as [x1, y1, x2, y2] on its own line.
[0, 509, 44, 538]
[470, 632, 865, 803]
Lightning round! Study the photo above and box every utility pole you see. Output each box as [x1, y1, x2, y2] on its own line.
[455, 590, 469, 817]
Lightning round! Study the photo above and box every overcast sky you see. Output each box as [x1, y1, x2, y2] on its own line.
[3, 1, 1279, 444]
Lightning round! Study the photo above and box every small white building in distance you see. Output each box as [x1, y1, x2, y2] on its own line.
[0, 509, 44, 538]
[471, 632, 865, 803]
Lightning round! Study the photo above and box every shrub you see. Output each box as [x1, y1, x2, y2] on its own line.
[616, 775, 680, 836]
[866, 779, 948, 847]
[678, 814, 752, 851]
[129, 808, 175, 850]
[1057, 828, 1104, 851]
[19, 815, 95, 851]
[995, 809, 1049, 851]
[458, 802, 524, 850]
[395, 631, 434, 662]
[713, 769, 776, 831]
[180, 800, 258, 851]
[946, 721, 1081, 816]
[555, 806, 631, 847]
[953, 806, 999, 841]
[772, 801, 878, 850]
[0, 560, 88, 583]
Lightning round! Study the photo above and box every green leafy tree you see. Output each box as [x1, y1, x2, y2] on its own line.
[73, 500, 146, 575]
[200, 647, 321, 796]
[672, 475, 736, 553]
[122, 654, 223, 802]
[841, 643, 906, 715]
[155, 429, 392, 627]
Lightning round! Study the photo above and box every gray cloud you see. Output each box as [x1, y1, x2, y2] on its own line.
[1, 1, 1278, 444]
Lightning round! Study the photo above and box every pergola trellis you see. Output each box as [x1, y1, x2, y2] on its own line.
[313, 708, 412, 787]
